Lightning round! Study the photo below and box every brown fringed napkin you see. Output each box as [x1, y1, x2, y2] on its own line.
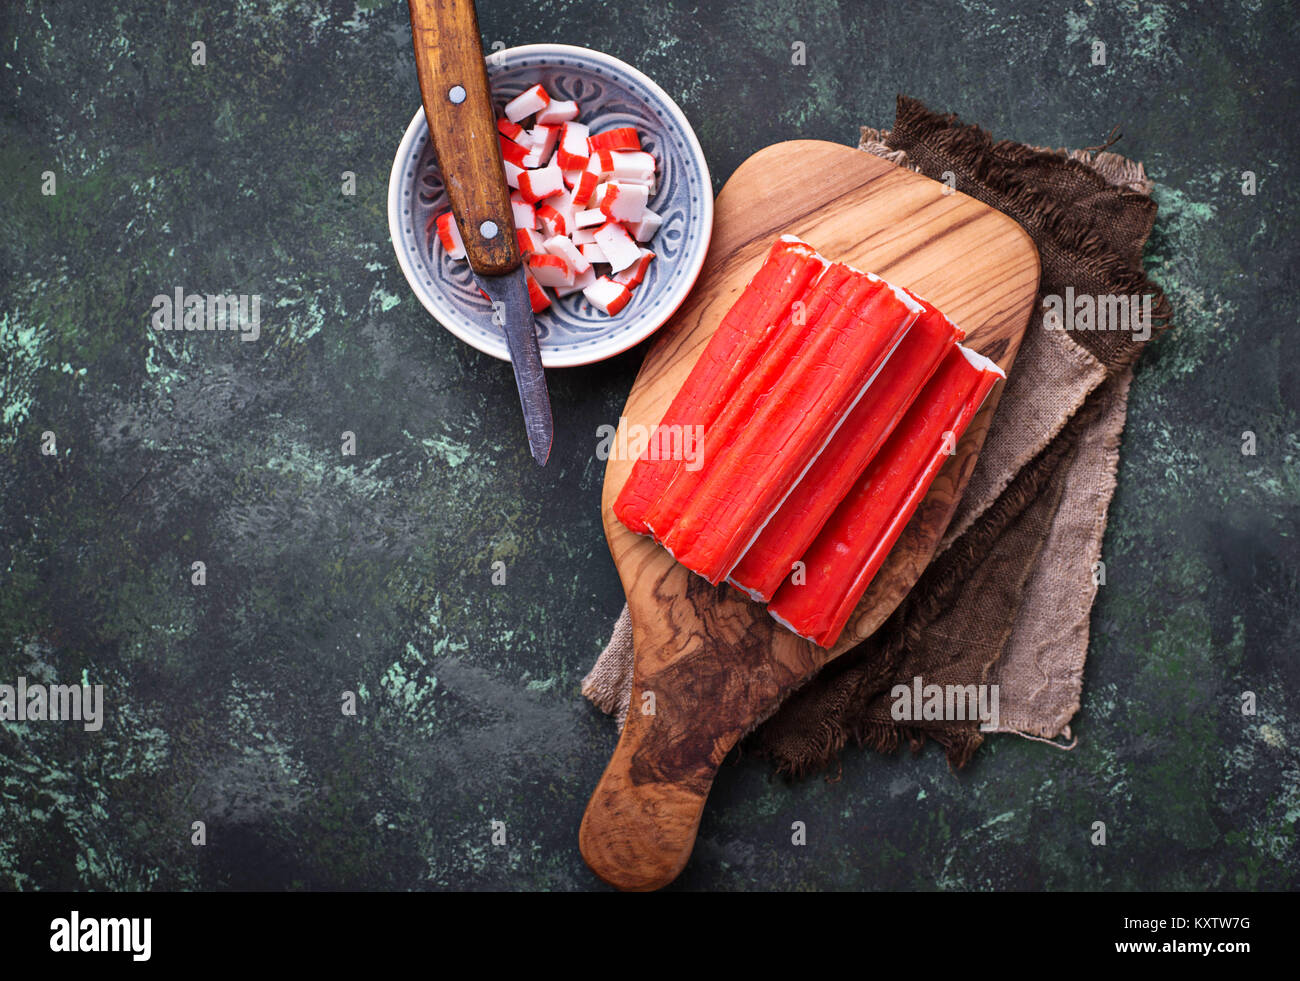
[584, 96, 1171, 775]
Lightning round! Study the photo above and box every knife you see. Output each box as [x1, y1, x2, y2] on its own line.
[408, 0, 553, 465]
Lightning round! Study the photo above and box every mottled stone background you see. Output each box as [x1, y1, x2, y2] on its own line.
[1, 0, 1296, 890]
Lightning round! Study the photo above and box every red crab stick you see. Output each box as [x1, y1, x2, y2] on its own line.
[767, 344, 1004, 648]
[727, 301, 964, 601]
[639, 261, 864, 541]
[658, 271, 925, 583]
[613, 238, 824, 535]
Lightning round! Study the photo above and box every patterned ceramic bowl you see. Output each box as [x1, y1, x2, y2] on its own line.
[388, 43, 713, 368]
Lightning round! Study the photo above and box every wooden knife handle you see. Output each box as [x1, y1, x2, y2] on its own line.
[408, 0, 520, 276]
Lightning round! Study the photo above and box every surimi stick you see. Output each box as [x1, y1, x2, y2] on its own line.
[642, 258, 873, 545]
[658, 272, 922, 582]
[641, 263, 876, 542]
[727, 302, 963, 601]
[767, 345, 1004, 648]
[613, 238, 824, 535]
[635, 259, 856, 542]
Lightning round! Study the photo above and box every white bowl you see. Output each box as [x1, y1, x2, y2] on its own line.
[388, 43, 713, 368]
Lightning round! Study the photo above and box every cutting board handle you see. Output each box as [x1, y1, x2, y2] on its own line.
[578, 598, 811, 890]
[579, 559, 824, 889]
[579, 693, 719, 892]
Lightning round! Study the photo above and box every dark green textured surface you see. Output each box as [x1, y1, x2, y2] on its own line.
[1, 0, 1297, 890]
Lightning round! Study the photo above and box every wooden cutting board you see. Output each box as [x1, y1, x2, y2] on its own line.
[580, 139, 1040, 891]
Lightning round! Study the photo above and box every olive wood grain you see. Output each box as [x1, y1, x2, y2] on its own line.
[408, 0, 520, 275]
[580, 140, 1041, 891]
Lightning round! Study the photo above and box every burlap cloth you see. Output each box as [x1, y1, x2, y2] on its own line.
[583, 96, 1172, 775]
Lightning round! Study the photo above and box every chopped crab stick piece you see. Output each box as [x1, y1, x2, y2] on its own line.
[600, 182, 649, 223]
[556, 121, 590, 170]
[657, 271, 926, 582]
[614, 238, 824, 534]
[592, 178, 651, 205]
[434, 212, 465, 259]
[768, 345, 1003, 648]
[536, 203, 568, 237]
[579, 242, 608, 264]
[526, 252, 573, 288]
[537, 99, 580, 126]
[586, 149, 615, 178]
[628, 208, 662, 242]
[499, 134, 530, 166]
[593, 221, 642, 272]
[639, 261, 862, 542]
[571, 228, 598, 245]
[504, 84, 550, 123]
[503, 161, 523, 189]
[524, 272, 551, 313]
[589, 127, 641, 153]
[612, 249, 654, 288]
[610, 151, 656, 181]
[552, 189, 576, 229]
[544, 234, 591, 275]
[517, 163, 565, 203]
[516, 228, 542, 255]
[574, 207, 605, 229]
[497, 117, 525, 141]
[571, 171, 600, 207]
[510, 192, 536, 230]
[555, 265, 596, 298]
[583, 276, 633, 315]
[508, 126, 539, 150]
[527, 125, 559, 161]
[727, 304, 962, 601]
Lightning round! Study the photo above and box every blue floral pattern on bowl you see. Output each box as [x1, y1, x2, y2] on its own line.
[388, 44, 713, 368]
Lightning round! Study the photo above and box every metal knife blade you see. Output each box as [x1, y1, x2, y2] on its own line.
[476, 267, 553, 465]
